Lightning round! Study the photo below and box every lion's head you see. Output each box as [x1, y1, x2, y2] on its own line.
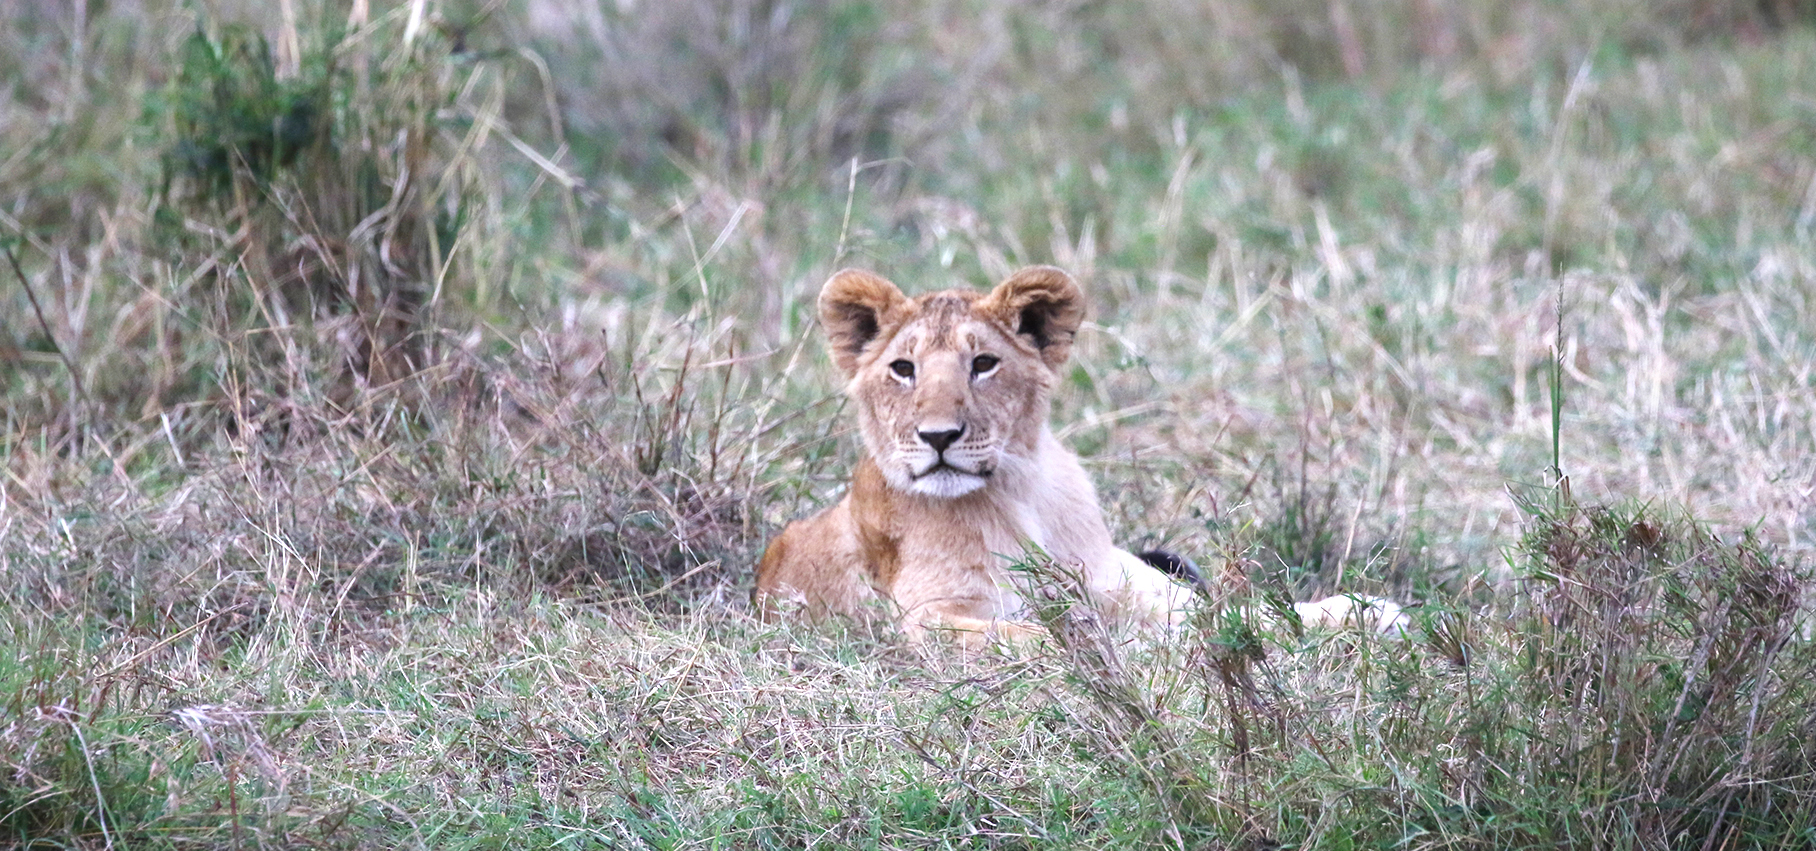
[818, 266, 1085, 499]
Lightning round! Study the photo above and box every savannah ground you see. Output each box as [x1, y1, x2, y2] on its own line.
[3, 0, 1815, 847]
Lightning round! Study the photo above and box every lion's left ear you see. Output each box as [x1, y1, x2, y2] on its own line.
[978, 266, 1085, 370]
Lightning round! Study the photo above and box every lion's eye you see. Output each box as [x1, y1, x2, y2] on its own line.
[889, 360, 915, 379]
[971, 354, 999, 375]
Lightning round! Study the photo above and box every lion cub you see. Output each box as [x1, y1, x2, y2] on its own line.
[753, 266, 1193, 649]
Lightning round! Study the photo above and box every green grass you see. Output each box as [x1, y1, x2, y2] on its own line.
[3, 0, 1815, 847]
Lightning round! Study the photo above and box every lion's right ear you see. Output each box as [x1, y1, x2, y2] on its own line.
[818, 269, 908, 377]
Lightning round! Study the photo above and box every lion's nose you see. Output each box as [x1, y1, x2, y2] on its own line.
[917, 426, 964, 453]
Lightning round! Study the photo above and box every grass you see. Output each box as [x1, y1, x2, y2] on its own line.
[3, 0, 1815, 847]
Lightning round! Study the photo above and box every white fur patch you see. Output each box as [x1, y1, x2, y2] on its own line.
[1294, 594, 1411, 637]
[908, 468, 988, 498]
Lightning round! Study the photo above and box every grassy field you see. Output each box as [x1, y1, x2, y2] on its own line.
[3, 0, 1815, 847]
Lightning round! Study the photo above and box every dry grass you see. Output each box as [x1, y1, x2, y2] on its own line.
[3, 0, 1815, 847]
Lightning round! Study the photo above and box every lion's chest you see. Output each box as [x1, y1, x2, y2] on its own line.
[871, 495, 1055, 620]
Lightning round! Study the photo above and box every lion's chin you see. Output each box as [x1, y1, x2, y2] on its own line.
[905, 466, 989, 499]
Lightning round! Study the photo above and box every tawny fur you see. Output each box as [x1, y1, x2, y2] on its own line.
[753, 267, 1190, 649]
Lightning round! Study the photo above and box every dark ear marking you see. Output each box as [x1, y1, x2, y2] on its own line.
[818, 269, 908, 377]
[977, 266, 1086, 370]
[826, 302, 879, 350]
[1018, 304, 1052, 349]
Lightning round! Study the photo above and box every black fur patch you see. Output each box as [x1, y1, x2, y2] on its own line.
[1137, 549, 1203, 587]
